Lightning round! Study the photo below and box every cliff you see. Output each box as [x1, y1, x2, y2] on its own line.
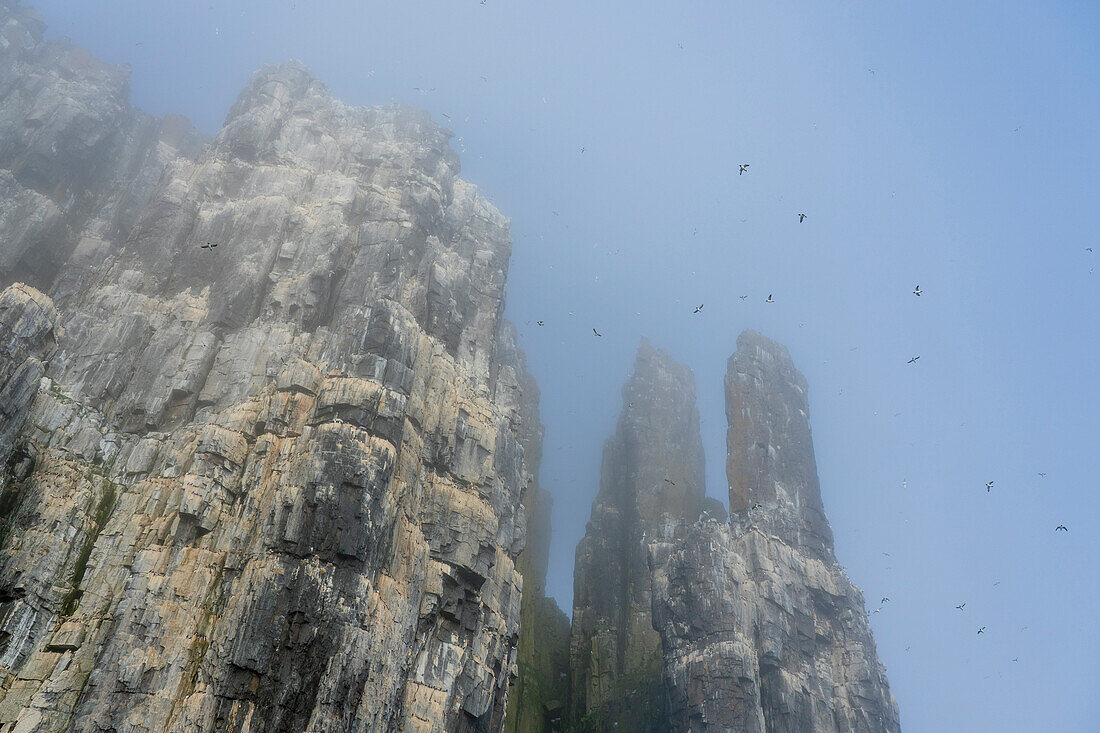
[0, 3, 900, 730]
[568, 339, 706, 731]
[0, 3, 543, 730]
[648, 331, 900, 731]
[565, 332, 899, 732]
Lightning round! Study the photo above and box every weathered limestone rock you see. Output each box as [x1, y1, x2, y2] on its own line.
[0, 1, 207, 296]
[0, 6, 543, 730]
[0, 284, 60, 496]
[648, 331, 900, 732]
[569, 338, 705, 731]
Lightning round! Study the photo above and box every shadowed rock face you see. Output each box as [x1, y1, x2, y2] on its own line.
[649, 330, 900, 732]
[0, 284, 60, 496]
[0, 5, 543, 731]
[569, 338, 705, 732]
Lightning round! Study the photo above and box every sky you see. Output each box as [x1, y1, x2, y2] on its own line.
[29, 1, 1100, 729]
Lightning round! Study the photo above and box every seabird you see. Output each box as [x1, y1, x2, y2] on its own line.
[881, 597, 890, 604]
[907, 356, 919, 364]
[592, 328, 602, 337]
[536, 321, 544, 326]
[1056, 524, 1068, 532]
[798, 213, 807, 223]
[986, 481, 993, 492]
[200, 242, 218, 249]
[1038, 472, 1046, 477]
[739, 295, 748, 301]
[580, 146, 586, 153]
[913, 284, 922, 296]
[765, 294, 774, 303]
[693, 304, 703, 313]
[978, 627, 986, 634]
[739, 164, 749, 175]
[663, 478, 675, 486]
[956, 603, 966, 610]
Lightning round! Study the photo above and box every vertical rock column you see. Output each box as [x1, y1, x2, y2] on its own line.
[649, 330, 901, 732]
[569, 338, 705, 731]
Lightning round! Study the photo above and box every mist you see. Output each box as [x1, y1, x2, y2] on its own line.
[15, 0, 1100, 729]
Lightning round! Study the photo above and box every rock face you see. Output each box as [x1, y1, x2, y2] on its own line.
[0, 1, 207, 295]
[0, 284, 60, 498]
[648, 331, 900, 732]
[0, 4, 543, 731]
[568, 339, 706, 731]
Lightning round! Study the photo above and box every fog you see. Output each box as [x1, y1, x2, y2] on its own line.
[31, 0, 1099, 729]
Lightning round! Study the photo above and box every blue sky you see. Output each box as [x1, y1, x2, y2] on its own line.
[31, 1, 1099, 729]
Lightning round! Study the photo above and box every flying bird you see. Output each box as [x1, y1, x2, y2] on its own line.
[739, 164, 750, 175]
[1012, 657, 1019, 662]
[907, 356, 919, 364]
[1056, 524, 1068, 532]
[580, 146, 586, 153]
[881, 597, 890, 604]
[913, 284, 922, 296]
[693, 304, 703, 313]
[978, 627, 986, 635]
[986, 481, 993, 492]
[592, 328, 602, 337]
[1038, 472, 1046, 477]
[765, 294, 774, 303]
[536, 321, 544, 326]
[798, 213, 807, 223]
[956, 603, 966, 610]
[200, 242, 218, 249]
[739, 295, 748, 301]
[663, 478, 676, 486]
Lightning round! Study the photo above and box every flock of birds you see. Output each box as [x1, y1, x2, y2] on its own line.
[180, 49, 1089, 680]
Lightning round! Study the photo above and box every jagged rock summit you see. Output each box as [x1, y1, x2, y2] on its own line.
[569, 338, 706, 731]
[570, 333, 900, 732]
[650, 330, 901, 732]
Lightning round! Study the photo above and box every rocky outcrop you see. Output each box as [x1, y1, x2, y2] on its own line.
[568, 339, 705, 731]
[648, 331, 900, 732]
[0, 1, 207, 295]
[0, 5, 543, 730]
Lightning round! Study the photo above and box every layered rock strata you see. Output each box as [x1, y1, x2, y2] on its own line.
[0, 5, 543, 730]
[568, 339, 706, 731]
